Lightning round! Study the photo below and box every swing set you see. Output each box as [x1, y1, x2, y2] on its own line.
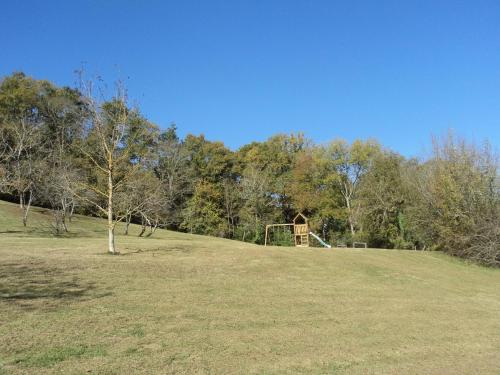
[264, 213, 331, 248]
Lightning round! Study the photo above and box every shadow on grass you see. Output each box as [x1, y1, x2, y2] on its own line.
[0, 262, 112, 308]
[121, 246, 192, 256]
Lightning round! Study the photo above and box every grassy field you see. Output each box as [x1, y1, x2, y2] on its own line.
[0, 200, 499, 374]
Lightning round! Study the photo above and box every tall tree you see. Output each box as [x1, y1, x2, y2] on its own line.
[0, 73, 45, 226]
[237, 165, 273, 243]
[180, 134, 233, 236]
[403, 134, 499, 265]
[318, 139, 380, 236]
[181, 180, 227, 236]
[358, 151, 407, 248]
[149, 126, 190, 229]
[73, 80, 158, 254]
[38, 84, 88, 231]
[236, 133, 308, 222]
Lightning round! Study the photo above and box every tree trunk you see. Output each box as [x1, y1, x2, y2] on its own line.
[21, 191, 32, 227]
[124, 213, 131, 235]
[20, 194, 25, 226]
[68, 202, 75, 222]
[60, 199, 68, 232]
[62, 213, 68, 232]
[108, 224, 115, 254]
[138, 215, 146, 237]
[146, 222, 159, 237]
[151, 222, 158, 235]
[345, 196, 355, 236]
[107, 169, 116, 254]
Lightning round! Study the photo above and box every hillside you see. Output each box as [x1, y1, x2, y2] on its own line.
[0, 200, 499, 374]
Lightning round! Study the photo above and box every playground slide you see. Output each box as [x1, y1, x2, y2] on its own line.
[309, 232, 332, 248]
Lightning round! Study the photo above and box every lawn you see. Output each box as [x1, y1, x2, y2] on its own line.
[0, 200, 499, 374]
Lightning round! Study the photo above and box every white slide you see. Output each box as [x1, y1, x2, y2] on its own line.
[309, 232, 332, 248]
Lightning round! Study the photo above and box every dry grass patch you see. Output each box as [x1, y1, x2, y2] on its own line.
[0, 200, 499, 374]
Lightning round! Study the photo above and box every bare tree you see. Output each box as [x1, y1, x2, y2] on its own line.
[39, 162, 82, 233]
[115, 171, 160, 235]
[71, 77, 158, 254]
[0, 118, 42, 226]
[137, 193, 167, 237]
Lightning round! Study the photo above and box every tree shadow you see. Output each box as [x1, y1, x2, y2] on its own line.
[121, 246, 192, 256]
[0, 262, 112, 310]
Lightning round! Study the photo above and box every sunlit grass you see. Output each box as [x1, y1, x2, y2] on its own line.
[0, 200, 499, 374]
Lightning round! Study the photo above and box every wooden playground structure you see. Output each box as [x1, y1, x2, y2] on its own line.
[264, 213, 331, 248]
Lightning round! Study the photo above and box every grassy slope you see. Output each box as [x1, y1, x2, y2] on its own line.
[0, 200, 499, 374]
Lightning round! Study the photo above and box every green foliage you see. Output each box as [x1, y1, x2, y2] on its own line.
[181, 181, 227, 236]
[357, 152, 407, 248]
[0, 72, 41, 121]
[0, 72, 498, 265]
[267, 226, 294, 246]
[183, 134, 233, 183]
[129, 325, 146, 338]
[403, 135, 500, 265]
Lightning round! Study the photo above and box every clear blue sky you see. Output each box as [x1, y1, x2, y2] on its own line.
[1, 0, 499, 156]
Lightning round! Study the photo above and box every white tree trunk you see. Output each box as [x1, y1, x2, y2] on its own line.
[108, 169, 116, 254]
[20, 191, 32, 227]
[108, 224, 115, 254]
[345, 196, 355, 236]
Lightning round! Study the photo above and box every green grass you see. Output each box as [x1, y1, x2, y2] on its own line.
[0, 199, 499, 374]
[13, 344, 106, 368]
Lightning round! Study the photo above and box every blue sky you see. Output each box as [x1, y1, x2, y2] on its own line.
[1, 0, 499, 156]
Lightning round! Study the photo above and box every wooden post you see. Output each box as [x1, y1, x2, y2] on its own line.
[264, 225, 269, 246]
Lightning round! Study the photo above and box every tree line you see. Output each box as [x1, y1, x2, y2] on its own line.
[0, 72, 498, 266]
